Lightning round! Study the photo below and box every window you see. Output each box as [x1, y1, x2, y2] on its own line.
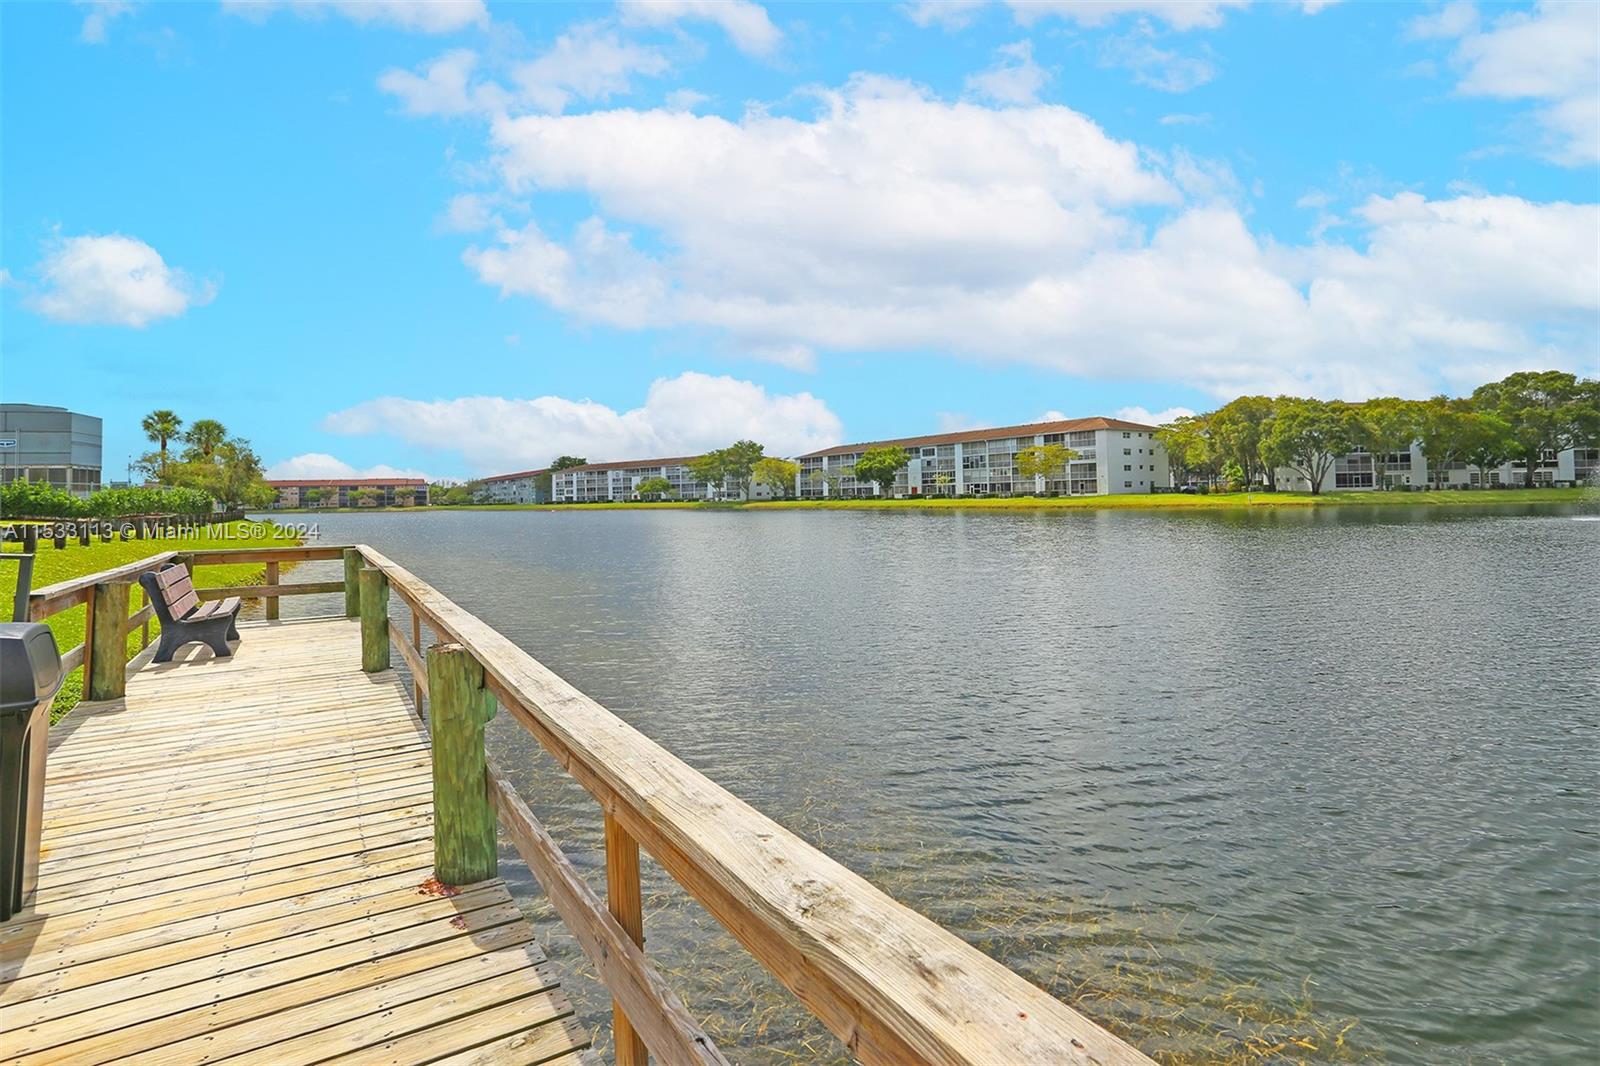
[1122, 432, 1131, 438]
[1123, 448, 1132, 455]
[1124, 465, 1131, 471]
[1124, 480, 1133, 487]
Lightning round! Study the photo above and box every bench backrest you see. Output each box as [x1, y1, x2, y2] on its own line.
[150, 563, 199, 620]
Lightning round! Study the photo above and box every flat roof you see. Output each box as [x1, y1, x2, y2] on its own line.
[793, 416, 1158, 460]
[480, 468, 549, 483]
[553, 455, 703, 474]
[267, 478, 428, 487]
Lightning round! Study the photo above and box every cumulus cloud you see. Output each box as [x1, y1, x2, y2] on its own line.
[379, 26, 669, 119]
[1100, 23, 1217, 93]
[965, 40, 1050, 104]
[265, 454, 433, 480]
[26, 234, 215, 327]
[1411, 1, 1599, 165]
[907, 1, 1250, 32]
[447, 76, 1596, 400]
[322, 371, 844, 472]
[222, 0, 487, 34]
[75, 0, 134, 43]
[617, 0, 782, 58]
[1116, 405, 1196, 425]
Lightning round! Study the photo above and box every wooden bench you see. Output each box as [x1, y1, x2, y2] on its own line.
[138, 562, 241, 663]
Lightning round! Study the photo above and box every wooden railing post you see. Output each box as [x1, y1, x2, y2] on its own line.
[87, 579, 130, 700]
[606, 812, 649, 1066]
[411, 611, 424, 708]
[426, 642, 497, 884]
[265, 561, 280, 621]
[359, 567, 389, 673]
[343, 547, 361, 618]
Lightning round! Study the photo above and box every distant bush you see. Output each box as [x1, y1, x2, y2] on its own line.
[1, 481, 214, 520]
[88, 486, 214, 518]
[1, 480, 85, 517]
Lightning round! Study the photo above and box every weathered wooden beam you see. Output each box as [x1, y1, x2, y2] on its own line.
[357, 544, 1153, 1066]
[607, 811, 649, 1066]
[265, 561, 280, 621]
[392, 620, 429, 703]
[358, 567, 389, 674]
[182, 545, 349, 566]
[87, 580, 130, 701]
[427, 642, 496, 885]
[488, 765, 730, 1066]
[29, 552, 178, 621]
[343, 548, 362, 619]
[196, 581, 346, 600]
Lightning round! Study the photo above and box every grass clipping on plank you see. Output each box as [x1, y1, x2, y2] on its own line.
[1, 521, 303, 722]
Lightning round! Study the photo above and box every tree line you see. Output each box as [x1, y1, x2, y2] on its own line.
[1157, 370, 1599, 494]
[139, 409, 277, 509]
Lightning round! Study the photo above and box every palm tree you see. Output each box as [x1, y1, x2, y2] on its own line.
[141, 410, 182, 470]
[184, 419, 227, 459]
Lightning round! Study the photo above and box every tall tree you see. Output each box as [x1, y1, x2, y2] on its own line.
[537, 456, 587, 499]
[1157, 415, 1220, 488]
[719, 440, 766, 500]
[687, 452, 729, 498]
[1459, 413, 1515, 489]
[635, 476, 673, 499]
[1471, 371, 1600, 488]
[141, 410, 182, 475]
[1260, 399, 1354, 495]
[1209, 396, 1277, 488]
[752, 457, 799, 499]
[1013, 444, 1077, 491]
[1416, 398, 1471, 489]
[1351, 398, 1423, 490]
[183, 418, 227, 460]
[854, 446, 909, 497]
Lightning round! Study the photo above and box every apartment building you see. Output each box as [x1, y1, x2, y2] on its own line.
[268, 478, 429, 508]
[793, 417, 1169, 498]
[1276, 444, 1598, 491]
[550, 456, 773, 502]
[479, 468, 548, 504]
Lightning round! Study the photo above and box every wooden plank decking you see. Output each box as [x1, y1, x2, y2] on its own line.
[0, 617, 592, 1066]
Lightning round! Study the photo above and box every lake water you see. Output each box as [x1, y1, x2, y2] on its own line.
[266, 504, 1600, 1063]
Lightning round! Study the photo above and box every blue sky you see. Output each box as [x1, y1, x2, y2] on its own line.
[2, 1, 1596, 481]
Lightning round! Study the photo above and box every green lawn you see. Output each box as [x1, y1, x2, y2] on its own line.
[2, 521, 302, 720]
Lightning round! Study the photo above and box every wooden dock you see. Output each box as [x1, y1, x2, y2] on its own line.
[0, 617, 591, 1066]
[6, 543, 1154, 1066]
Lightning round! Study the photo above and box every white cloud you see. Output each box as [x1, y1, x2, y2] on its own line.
[1100, 23, 1217, 93]
[935, 412, 994, 432]
[1413, 1, 1599, 165]
[1008, 1, 1249, 31]
[222, 0, 487, 34]
[1115, 405, 1195, 425]
[76, 0, 134, 43]
[513, 21, 670, 113]
[965, 40, 1050, 105]
[448, 76, 1597, 400]
[378, 49, 508, 117]
[379, 26, 669, 119]
[1159, 112, 1211, 125]
[265, 453, 433, 481]
[435, 192, 501, 233]
[26, 234, 214, 328]
[904, 0, 989, 30]
[617, 0, 782, 58]
[322, 371, 844, 472]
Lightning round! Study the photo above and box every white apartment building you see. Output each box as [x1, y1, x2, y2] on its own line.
[793, 417, 1169, 498]
[550, 456, 774, 502]
[479, 468, 548, 504]
[1276, 444, 1598, 492]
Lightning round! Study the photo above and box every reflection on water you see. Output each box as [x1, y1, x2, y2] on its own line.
[267, 504, 1600, 1063]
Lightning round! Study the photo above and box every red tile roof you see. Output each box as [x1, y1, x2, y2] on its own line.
[793, 417, 1158, 459]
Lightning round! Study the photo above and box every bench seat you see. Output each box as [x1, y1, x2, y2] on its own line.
[138, 563, 242, 663]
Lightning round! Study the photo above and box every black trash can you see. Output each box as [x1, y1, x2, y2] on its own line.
[0, 622, 63, 922]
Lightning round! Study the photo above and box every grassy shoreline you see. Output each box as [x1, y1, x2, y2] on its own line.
[268, 487, 1597, 515]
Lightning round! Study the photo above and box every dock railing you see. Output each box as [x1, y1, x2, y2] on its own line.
[28, 542, 1154, 1066]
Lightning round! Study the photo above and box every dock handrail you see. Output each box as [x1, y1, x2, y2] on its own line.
[32, 541, 1154, 1064]
[354, 543, 1152, 1066]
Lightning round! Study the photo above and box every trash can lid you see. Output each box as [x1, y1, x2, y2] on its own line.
[0, 622, 63, 714]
